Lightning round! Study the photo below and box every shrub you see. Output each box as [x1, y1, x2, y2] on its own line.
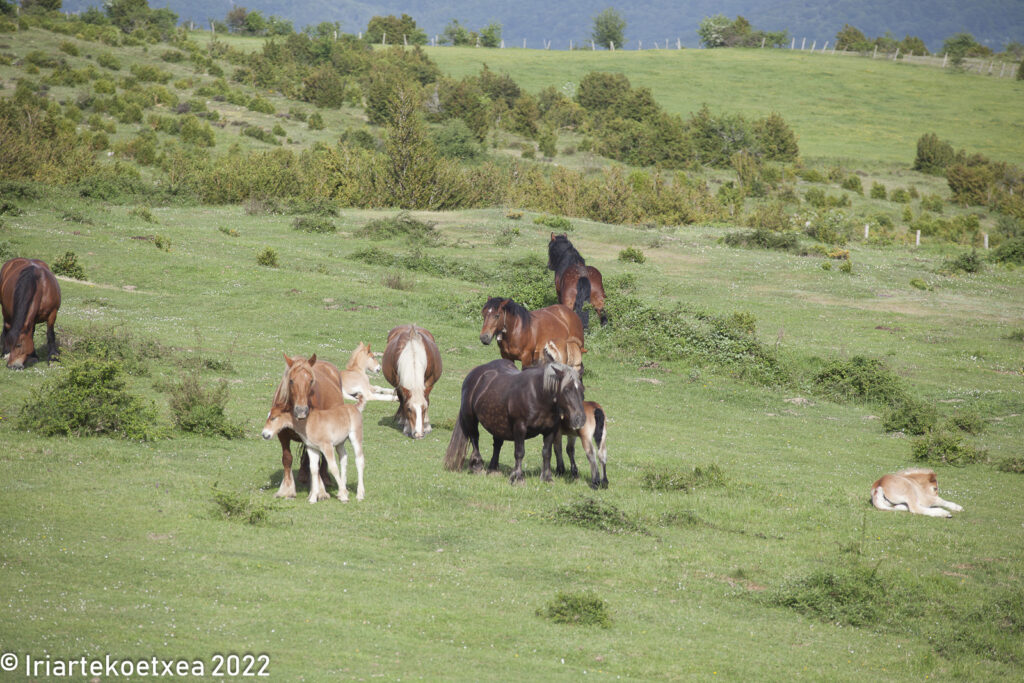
[723, 228, 799, 252]
[211, 485, 277, 524]
[96, 52, 121, 70]
[51, 251, 86, 280]
[357, 212, 439, 244]
[940, 250, 984, 275]
[533, 215, 572, 231]
[247, 96, 275, 115]
[990, 237, 1024, 265]
[911, 431, 986, 466]
[272, 123, 286, 137]
[168, 375, 244, 438]
[641, 464, 725, 492]
[947, 163, 994, 206]
[550, 498, 648, 535]
[432, 118, 483, 161]
[292, 216, 336, 233]
[744, 202, 790, 231]
[59, 41, 80, 57]
[869, 183, 887, 200]
[997, 457, 1024, 473]
[841, 175, 863, 194]
[813, 356, 908, 405]
[256, 247, 278, 267]
[889, 188, 911, 203]
[242, 126, 279, 145]
[882, 398, 937, 435]
[17, 359, 163, 440]
[537, 592, 611, 628]
[753, 112, 799, 162]
[797, 168, 825, 183]
[920, 194, 944, 213]
[307, 112, 324, 130]
[914, 133, 955, 175]
[945, 410, 985, 435]
[909, 278, 931, 290]
[618, 246, 646, 264]
[500, 255, 558, 310]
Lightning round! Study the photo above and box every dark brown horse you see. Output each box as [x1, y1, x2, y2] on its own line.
[1, 258, 61, 369]
[443, 359, 586, 485]
[381, 324, 442, 439]
[479, 297, 585, 374]
[547, 233, 608, 330]
[267, 353, 346, 499]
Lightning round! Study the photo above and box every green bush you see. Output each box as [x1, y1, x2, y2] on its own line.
[997, 457, 1024, 473]
[432, 118, 483, 161]
[256, 247, 278, 267]
[882, 398, 937, 435]
[797, 168, 825, 183]
[168, 375, 243, 438]
[618, 246, 646, 263]
[533, 214, 572, 231]
[869, 183, 887, 200]
[537, 591, 612, 628]
[242, 126, 279, 145]
[500, 255, 558, 310]
[813, 356, 908, 405]
[357, 212, 439, 244]
[96, 52, 121, 70]
[247, 96, 275, 115]
[723, 228, 799, 252]
[912, 431, 986, 466]
[307, 112, 324, 130]
[945, 409, 985, 435]
[914, 133, 955, 175]
[550, 498, 648, 535]
[17, 359, 163, 440]
[753, 112, 799, 162]
[744, 201, 791, 231]
[889, 188, 911, 203]
[292, 216, 336, 233]
[769, 563, 896, 628]
[51, 251, 86, 280]
[641, 464, 725, 492]
[920, 194, 944, 213]
[940, 250, 984, 275]
[841, 175, 863, 194]
[990, 237, 1024, 265]
[211, 485, 277, 524]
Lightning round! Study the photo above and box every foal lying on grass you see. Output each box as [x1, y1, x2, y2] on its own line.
[871, 468, 963, 518]
[263, 394, 367, 504]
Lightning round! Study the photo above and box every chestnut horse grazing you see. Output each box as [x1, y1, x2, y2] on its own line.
[341, 342, 397, 402]
[553, 401, 609, 489]
[871, 468, 963, 517]
[268, 354, 347, 499]
[443, 359, 585, 485]
[547, 233, 608, 330]
[479, 297, 585, 374]
[1, 258, 61, 369]
[262, 393, 368, 504]
[381, 324, 442, 439]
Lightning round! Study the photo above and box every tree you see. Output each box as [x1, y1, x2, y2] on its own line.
[365, 14, 427, 46]
[243, 10, 267, 36]
[835, 24, 870, 52]
[943, 32, 991, 63]
[20, 0, 62, 12]
[441, 19, 475, 46]
[697, 14, 731, 48]
[225, 6, 248, 34]
[591, 7, 625, 49]
[899, 35, 929, 55]
[479, 23, 501, 48]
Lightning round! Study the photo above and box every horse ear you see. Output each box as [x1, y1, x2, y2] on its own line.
[283, 353, 294, 368]
[308, 353, 317, 366]
[550, 232, 556, 241]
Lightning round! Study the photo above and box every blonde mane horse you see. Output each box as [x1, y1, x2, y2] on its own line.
[341, 342, 397, 402]
[381, 325, 442, 439]
[871, 468, 963, 517]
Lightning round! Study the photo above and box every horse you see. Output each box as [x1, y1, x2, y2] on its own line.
[262, 393, 367, 504]
[267, 353, 347, 499]
[1, 258, 61, 369]
[381, 324, 442, 439]
[871, 468, 963, 518]
[341, 342, 397, 402]
[479, 297, 585, 375]
[552, 401, 609, 490]
[547, 233, 608, 330]
[443, 359, 586, 485]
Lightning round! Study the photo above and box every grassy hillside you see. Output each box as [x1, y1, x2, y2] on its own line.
[428, 46, 1024, 165]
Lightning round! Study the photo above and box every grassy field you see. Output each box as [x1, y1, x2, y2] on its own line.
[0, 193, 1022, 679]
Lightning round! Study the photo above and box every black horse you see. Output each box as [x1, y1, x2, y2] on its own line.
[443, 359, 586, 485]
[547, 233, 609, 330]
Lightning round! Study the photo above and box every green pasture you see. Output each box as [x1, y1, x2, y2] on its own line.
[1, 194, 1022, 679]
[427, 46, 1024, 166]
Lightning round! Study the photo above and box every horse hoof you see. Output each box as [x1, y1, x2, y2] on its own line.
[509, 472, 525, 485]
[588, 480, 600, 490]
[600, 479, 609, 489]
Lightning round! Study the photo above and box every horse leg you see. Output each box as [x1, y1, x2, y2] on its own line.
[335, 442, 349, 502]
[553, 429, 566, 476]
[509, 436, 526, 486]
[565, 433, 580, 480]
[350, 434, 365, 502]
[467, 418, 485, 474]
[488, 436, 503, 473]
[580, 433, 601, 490]
[306, 448, 323, 504]
[276, 434, 296, 498]
[934, 496, 963, 513]
[539, 432, 556, 483]
[46, 310, 58, 362]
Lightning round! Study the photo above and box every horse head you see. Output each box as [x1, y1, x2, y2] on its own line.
[4, 328, 35, 369]
[479, 298, 508, 345]
[543, 362, 585, 430]
[284, 353, 317, 419]
[262, 404, 293, 440]
[355, 342, 381, 374]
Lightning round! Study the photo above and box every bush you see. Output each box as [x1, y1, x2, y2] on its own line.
[912, 431, 986, 466]
[242, 126, 279, 145]
[618, 246, 646, 263]
[723, 228, 799, 252]
[940, 250, 984, 275]
[17, 359, 163, 440]
[920, 194, 944, 213]
[997, 457, 1024, 473]
[946, 410, 985, 435]
[357, 212, 439, 243]
[914, 133, 955, 175]
[813, 356, 908, 405]
[168, 375, 244, 438]
[537, 592, 611, 628]
[550, 498, 648, 535]
[307, 112, 324, 130]
[292, 216, 336, 233]
[882, 398, 937, 435]
[51, 251, 86, 280]
[770, 563, 895, 628]
[533, 215, 572, 231]
[432, 118, 483, 161]
[990, 237, 1024, 265]
[889, 188, 911, 203]
[753, 112, 799, 162]
[256, 247, 278, 267]
[500, 255, 558, 310]
[869, 183, 887, 200]
[96, 52, 121, 70]
[211, 485, 277, 524]
[641, 464, 725, 492]
[841, 175, 863, 195]
[744, 201, 791, 231]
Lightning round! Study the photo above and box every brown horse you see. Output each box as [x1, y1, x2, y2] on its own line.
[341, 342, 396, 402]
[553, 401, 609, 489]
[547, 233, 608, 330]
[267, 354, 347, 499]
[381, 324, 442, 439]
[479, 297, 585, 374]
[443, 359, 586, 485]
[262, 393, 367, 504]
[1, 258, 61, 369]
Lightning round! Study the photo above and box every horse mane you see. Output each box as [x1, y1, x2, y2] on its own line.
[271, 367, 291, 406]
[6, 265, 39, 349]
[396, 331, 427, 402]
[548, 235, 585, 276]
[485, 297, 531, 328]
[542, 362, 577, 395]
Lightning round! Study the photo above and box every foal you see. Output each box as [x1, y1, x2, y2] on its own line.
[262, 394, 367, 504]
[341, 342, 397, 402]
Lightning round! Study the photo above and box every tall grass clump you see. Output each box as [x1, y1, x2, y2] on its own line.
[536, 591, 612, 628]
[550, 498, 648, 535]
[292, 216, 336, 233]
[723, 228, 800, 253]
[17, 359, 164, 440]
[769, 561, 899, 628]
[211, 485, 277, 525]
[168, 375, 244, 438]
[356, 212, 440, 244]
[641, 464, 726, 492]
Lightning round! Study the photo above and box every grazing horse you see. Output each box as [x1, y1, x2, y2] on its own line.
[479, 297, 585, 375]
[268, 354, 346, 499]
[263, 393, 367, 504]
[443, 359, 586, 485]
[547, 233, 608, 330]
[1, 258, 61, 369]
[381, 324, 442, 439]
[871, 468, 963, 518]
[553, 401, 609, 490]
[341, 342, 397, 402]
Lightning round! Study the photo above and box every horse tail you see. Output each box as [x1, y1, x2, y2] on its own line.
[443, 415, 469, 471]
[592, 407, 605, 453]
[353, 392, 368, 413]
[7, 266, 39, 348]
[573, 276, 591, 330]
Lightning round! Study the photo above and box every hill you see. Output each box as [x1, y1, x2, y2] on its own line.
[62, 0, 1024, 51]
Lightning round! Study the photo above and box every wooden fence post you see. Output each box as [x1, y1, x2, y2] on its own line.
[942, 52, 948, 67]
[610, 40, 615, 51]
[916, 230, 921, 247]
[984, 233, 989, 249]
[864, 224, 870, 240]
[638, 40, 642, 50]
[381, 32, 386, 45]
[790, 38, 795, 49]
[811, 40, 816, 51]
[822, 41, 828, 52]
[873, 45, 878, 58]
[523, 38, 526, 48]
[801, 37, 806, 50]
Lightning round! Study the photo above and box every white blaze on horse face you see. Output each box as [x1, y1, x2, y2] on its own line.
[414, 404, 423, 438]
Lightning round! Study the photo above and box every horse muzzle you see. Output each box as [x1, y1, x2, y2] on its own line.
[569, 412, 586, 430]
[261, 429, 273, 440]
[479, 332, 494, 345]
[292, 405, 309, 419]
